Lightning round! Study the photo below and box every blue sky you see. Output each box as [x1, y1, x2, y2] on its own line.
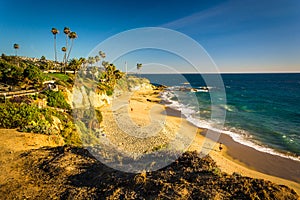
[0, 0, 299, 72]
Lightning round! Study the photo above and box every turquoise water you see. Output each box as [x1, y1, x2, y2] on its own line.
[142, 73, 300, 160]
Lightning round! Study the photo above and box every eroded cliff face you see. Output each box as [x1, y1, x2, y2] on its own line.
[71, 87, 111, 109]
[65, 76, 154, 109]
[128, 82, 153, 91]
[63, 86, 110, 109]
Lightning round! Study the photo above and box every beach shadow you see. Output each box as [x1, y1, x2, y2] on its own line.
[18, 145, 300, 199]
[163, 107, 183, 118]
[201, 146, 219, 152]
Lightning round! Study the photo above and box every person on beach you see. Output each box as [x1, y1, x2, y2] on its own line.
[219, 143, 223, 152]
[128, 99, 133, 111]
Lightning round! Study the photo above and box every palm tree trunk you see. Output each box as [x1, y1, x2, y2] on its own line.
[65, 34, 69, 48]
[64, 35, 69, 74]
[64, 40, 74, 74]
[15, 51, 19, 67]
[66, 39, 74, 66]
[54, 35, 57, 62]
[62, 54, 66, 73]
[62, 54, 65, 64]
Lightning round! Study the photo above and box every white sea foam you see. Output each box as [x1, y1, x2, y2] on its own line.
[160, 89, 300, 163]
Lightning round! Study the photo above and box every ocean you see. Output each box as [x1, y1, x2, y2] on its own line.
[141, 73, 300, 161]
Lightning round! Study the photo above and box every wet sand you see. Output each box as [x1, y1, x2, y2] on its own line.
[217, 132, 300, 183]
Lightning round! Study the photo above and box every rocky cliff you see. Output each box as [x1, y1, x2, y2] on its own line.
[66, 76, 155, 109]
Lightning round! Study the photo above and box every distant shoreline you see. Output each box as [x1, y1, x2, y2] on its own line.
[135, 72, 300, 75]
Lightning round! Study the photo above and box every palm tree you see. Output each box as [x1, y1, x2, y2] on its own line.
[61, 46, 67, 63]
[99, 51, 106, 59]
[76, 57, 87, 77]
[137, 63, 142, 75]
[102, 61, 109, 68]
[13, 43, 20, 67]
[13, 43, 19, 56]
[63, 27, 71, 42]
[61, 47, 67, 72]
[79, 57, 86, 70]
[88, 56, 96, 67]
[64, 27, 71, 65]
[91, 66, 99, 80]
[114, 69, 123, 81]
[51, 28, 59, 62]
[66, 31, 77, 62]
[95, 55, 100, 66]
[68, 58, 82, 74]
[102, 64, 123, 88]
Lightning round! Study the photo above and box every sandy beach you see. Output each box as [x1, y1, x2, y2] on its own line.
[100, 87, 300, 195]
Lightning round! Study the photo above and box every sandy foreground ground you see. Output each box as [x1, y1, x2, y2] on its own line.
[0, 129, 62, 186]
[101, 88, 300, 195]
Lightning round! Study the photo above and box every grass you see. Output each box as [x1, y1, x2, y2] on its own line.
[45, 73, 74, 88]
[46, 73, 70, 82]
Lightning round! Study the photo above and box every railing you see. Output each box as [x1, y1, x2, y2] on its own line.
[0, 82, 57, 99]
[0, 90, 39, 99]
[43, 70, 74, 74]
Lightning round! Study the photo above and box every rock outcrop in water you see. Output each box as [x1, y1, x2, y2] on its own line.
[2, 146, 298, 199]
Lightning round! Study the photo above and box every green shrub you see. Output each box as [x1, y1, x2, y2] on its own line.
[61, 120, 82, 146]
[23, 64, 45, 86]
[95, 109, 103, 123]
[44, 90, 70, 110]
[106, 89, 113, 96]
[21, 120, 52, 135]
[0, 102, 51, 134]
[0, 59, 45, 87]
[0, 102, 81, 145]
[75, 120, 99, 146]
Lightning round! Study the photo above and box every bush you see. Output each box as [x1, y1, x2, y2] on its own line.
[61, 120, 82, 146]
[0, 102, 52, 134]
[23, 64, 45, 86]
[44, 90, 70, 110]
[0, 60, 24, 85]
[0, 59, 45, 87]
[0, 102, 81, 145]
[95, 109, 103, 123]
[106, 89, 113, 96]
